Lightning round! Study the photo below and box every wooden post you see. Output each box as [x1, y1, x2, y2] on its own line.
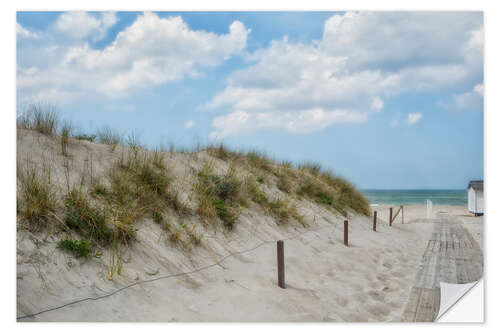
[389, 207, 393, 226]
[401, 205, 404, 224]
[277, 240, 285, 289]
[373, 211, 377, 231]
[344, 220, 348, 246]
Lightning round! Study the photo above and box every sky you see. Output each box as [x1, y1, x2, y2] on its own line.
[16, 11, 484, 189]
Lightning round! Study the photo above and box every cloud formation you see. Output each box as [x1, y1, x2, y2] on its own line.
[17, 12, 250, 102]
[205, 12, 483, 138]
[17, 23, 39, 39]
[54, 11, 118, 42]
[444, 83, 484, 112]
[408, 112, 423, 125]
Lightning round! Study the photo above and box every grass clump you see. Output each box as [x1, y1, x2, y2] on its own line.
[17, 103, 59, 136]
[91, 183, 108, 196]
[151, 148, 165, 169]
[183, 224, 203, 245]
[276, 169, 292, 194]
[60, 121, 72, 156]
[298, 161, 322, 176]
[297, 178, 333, 206]
[206, 143, 236, 161]
[195, 162, 243, 229]
[64, 188, 114, 244]
[57, 238, 92, 259]
[17, 163, 57, 228]
[97, 126, 122, 149]
[152, 210, 164, 224]
[320, 171, 371, 216]
[103, 148, 187, 240]
[73, 133, 97, 142]
[246, 150, 273, 172]
[246, 177, 304, 225]
[296, 171, 370, 217]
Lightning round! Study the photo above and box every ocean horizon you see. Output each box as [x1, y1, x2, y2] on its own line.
[361, 189, 467, 206]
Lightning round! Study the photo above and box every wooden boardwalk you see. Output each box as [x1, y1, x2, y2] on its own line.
[402, 216, 483, 322]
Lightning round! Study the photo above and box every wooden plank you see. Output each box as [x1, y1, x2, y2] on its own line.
[414, 288, 440, 322]
[403, 216, 483, 321]
[402, 287, 422, 322]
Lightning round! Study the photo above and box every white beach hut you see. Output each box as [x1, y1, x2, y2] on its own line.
[468, 180, 484, 216]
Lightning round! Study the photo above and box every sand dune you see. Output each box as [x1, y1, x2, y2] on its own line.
[16, 129, 480, 321]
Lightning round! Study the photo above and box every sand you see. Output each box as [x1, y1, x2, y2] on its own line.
[16, 130, 483, 322]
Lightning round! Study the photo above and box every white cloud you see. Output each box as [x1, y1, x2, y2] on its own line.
[54, 11, 118, 42]
[210, 108, 367, 139]
[205, 12, 482, 137]
[371, 97, 384, 112]
[474, 83, 484, 95]
[321, 12, 482, 72]
[448, 84, 484, 111]
[17, 23, 39, 39]
[17, 12, 250, 102]
[441, 83, 484, 112]
[408, 112, 422, 125]
[184, 120, 194, 128]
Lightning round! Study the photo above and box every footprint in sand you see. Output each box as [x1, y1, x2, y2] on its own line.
[366, 303, 390, 317]
[367, 290, 385, 302]
[382, 260, 393, 269]
[335, 296, 349, 307]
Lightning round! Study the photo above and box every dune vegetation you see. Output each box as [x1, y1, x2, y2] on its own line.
[16, 104, 370, 260]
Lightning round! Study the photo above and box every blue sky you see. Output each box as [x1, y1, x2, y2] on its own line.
[16, 11, 484, 189]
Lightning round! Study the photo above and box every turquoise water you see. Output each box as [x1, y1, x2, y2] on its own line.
[362, 190, 467, 206]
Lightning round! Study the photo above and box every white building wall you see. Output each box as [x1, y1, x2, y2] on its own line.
[476, 189, 484, 214]
[468, 187, 484, 214]
[468, 187, 475, 212]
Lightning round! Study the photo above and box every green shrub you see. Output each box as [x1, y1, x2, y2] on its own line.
[91, 183, 108, 196]
[152, 210, 163, 224]
[73, 133, 97, 142]
[57, 238, 92, 258]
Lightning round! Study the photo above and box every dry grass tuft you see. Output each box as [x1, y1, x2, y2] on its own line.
[245, 150, 273, 173]
[195, 162, 245, 229]
[64, 187, 116, 244]
[17, 162, 58, 228]
[298, 161, 322, 176]
[97, 126, 122, 150]
[17, 103, 59, 136]
[60, 121, 72, 156]
[245, 176, 304, 225]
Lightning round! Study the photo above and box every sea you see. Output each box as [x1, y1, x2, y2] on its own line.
[362, 189, 467, 206]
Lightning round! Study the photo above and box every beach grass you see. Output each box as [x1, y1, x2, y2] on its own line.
[16, 103, 371, 253]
